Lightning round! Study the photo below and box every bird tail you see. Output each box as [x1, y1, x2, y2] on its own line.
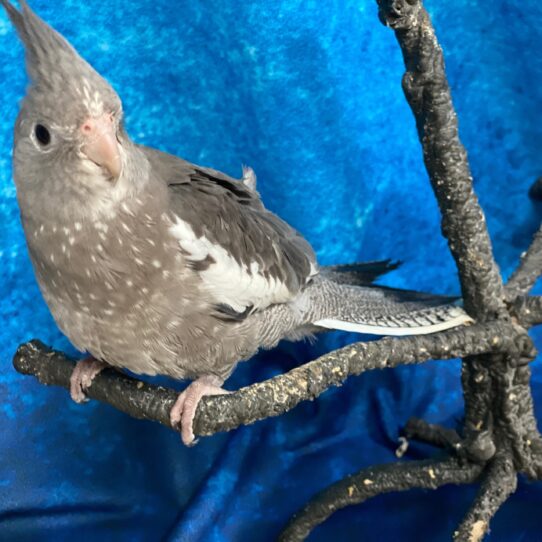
[305, 277, 472, 336]
[320, 259, 401, 286]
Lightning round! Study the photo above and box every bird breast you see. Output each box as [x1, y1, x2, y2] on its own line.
[21, 195, 203, 362]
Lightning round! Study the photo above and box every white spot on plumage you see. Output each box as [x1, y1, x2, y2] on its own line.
[97, 244, 104, 252]
[152, 260, 162, 268]
[86, 269, 91, 278]
[39, 225, 44, 233]
[121, 202, 135, 216]
[50, 254, 55, 263]
[121, 223, 132, 233]
[135, 258, 144, 266]
[75, 222, 82, 231]
[61, 244, 66, 254]
[91, 254, 97, 263]
[94, 222, 108, 232]
[69, 237, 75, 245]
[126, 279, 133, 287]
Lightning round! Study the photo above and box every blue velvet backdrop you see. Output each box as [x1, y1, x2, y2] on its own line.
[0, 1, 541, 540]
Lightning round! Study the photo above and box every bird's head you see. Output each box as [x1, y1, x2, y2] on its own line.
[1, 1, 137, 218]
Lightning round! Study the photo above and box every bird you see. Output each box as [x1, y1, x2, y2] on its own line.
[0, 0, 472, 445]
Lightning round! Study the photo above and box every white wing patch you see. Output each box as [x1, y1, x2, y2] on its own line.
[170, 216, 294, 313]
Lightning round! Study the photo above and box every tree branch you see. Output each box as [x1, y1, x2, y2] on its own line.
[453, 455, 517, 542]
[506, 227, 542, 300]
[279, 457, 484, 542]
[376, 0, 507, 320]
[13, 320, 521, 438]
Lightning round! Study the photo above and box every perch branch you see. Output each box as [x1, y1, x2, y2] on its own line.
[377, 0, 507, 320]
[506, 227, 542, 300]
[13, 320, 521, 438]
[279, 457, 484, 542]
[453, 455, 517, 542]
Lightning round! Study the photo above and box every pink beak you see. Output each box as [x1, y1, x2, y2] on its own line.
[80, 113, 122, 179]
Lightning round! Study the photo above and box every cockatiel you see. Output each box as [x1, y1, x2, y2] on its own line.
[1, 1, 471, 445]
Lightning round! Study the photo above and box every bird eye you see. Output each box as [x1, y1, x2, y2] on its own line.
[34, 124, 51, 146]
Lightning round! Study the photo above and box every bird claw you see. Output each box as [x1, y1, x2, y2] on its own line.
[69, 358, 108, 403]
[170, 375, 229, 446]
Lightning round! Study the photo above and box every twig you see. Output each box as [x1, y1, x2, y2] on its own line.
[506, 228, 542, 300]
[13, 320, 520, 438]
[404, 417, 462, 451]
[279, 458, 484, 542]
[453, 455, 517, 542]
[377, 0, 507, 320]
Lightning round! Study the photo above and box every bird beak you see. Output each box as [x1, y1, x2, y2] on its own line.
[80, 113, 122, 180]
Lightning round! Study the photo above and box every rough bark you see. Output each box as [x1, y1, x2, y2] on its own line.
[13, 320, 522, 437]
[280, 458, 483, 542]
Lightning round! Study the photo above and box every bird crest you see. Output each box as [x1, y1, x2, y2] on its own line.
[0, 0, 121, 128]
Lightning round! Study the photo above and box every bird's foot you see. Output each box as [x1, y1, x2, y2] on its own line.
[170, 375, 229, 446]
[69, 357, 108, 403]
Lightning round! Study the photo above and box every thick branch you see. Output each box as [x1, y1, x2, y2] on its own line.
[453, 455, 517, 542]
[279, 457, 483, 542]
[377, 0, 507, 320]
[13, 321, 520, 438]
[506, 227, 542, 300]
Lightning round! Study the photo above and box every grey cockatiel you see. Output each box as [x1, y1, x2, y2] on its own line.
[1, 1, 472, 445]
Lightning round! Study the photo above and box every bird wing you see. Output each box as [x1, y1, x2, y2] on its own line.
[141, 146, 318, 318]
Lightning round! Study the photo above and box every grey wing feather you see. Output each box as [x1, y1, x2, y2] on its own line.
[141, 146, 317, 315]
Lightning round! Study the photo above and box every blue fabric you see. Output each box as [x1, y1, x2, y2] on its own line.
[0, 1, 541, 540]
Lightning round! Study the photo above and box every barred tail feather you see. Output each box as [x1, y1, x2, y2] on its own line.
[307, 277, 473, 336]
[314, 307, 471, 336]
